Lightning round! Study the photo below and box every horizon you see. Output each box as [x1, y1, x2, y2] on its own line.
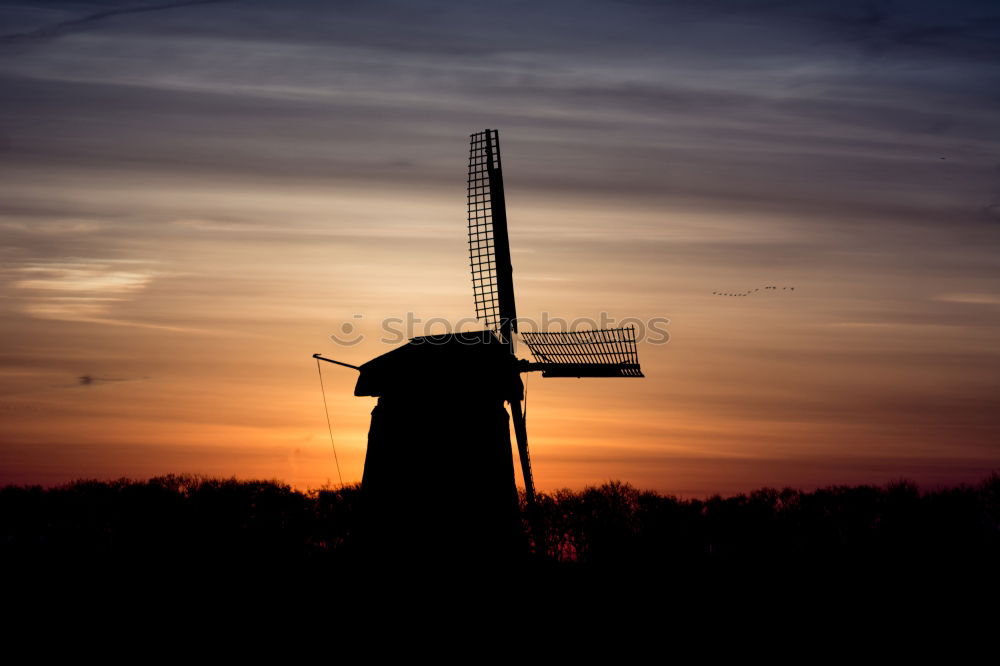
[6, 471, 1000, 502]
[2, 0, 999, 496]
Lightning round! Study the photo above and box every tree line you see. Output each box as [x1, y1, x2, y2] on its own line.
[2, 473, 998, 568]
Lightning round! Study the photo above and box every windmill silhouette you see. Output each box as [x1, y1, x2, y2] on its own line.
[313, 129, 644, 559]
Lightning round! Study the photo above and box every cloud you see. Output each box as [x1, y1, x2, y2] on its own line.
[936, 293, 1000, 306]
[10, 259, 155, 319]
[1, 0, 234, 44]
[0, 259, 225, 332]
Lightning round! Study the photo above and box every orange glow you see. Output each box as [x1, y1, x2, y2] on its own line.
[3, 178, 998, 494]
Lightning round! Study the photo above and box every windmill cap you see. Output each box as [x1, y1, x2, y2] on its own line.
[354, 330, 520, 399]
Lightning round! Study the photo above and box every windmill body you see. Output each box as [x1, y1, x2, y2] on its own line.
[352, 331, 525, 557]
[314, 130, 644, 559]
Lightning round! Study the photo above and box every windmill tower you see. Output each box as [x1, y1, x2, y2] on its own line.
[314, 129, 644, 559]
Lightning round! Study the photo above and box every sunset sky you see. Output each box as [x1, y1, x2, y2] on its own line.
[2, 0, 999, 495]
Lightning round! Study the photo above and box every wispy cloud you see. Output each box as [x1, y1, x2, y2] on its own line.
[10, 259, 155, 321]
[936, 293, 1000, 306]
[1, 1, 234, 45]
[4, 258, 258, 334]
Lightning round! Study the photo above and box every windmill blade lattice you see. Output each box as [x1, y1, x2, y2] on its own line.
[521, 327, 645, 378]
[468, 130, 517, 342]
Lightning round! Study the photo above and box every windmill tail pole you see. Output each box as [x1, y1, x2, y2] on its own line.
[312, 353, 361, 371]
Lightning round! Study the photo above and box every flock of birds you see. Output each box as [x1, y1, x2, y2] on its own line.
[712, 286, 796, 297]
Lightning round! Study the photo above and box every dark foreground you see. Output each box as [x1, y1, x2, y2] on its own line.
[3, 473, 998, 573]
[4, 477, 995, 635]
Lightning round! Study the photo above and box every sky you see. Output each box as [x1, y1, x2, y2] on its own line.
[1, 0, 999, 495]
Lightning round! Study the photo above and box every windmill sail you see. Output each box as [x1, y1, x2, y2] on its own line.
[469, 129, 536, 511]
[521, 327, 645, 377]
[468, 130, 517, 345]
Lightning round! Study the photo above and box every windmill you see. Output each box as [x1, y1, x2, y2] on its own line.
[313, 129, 644, 557]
